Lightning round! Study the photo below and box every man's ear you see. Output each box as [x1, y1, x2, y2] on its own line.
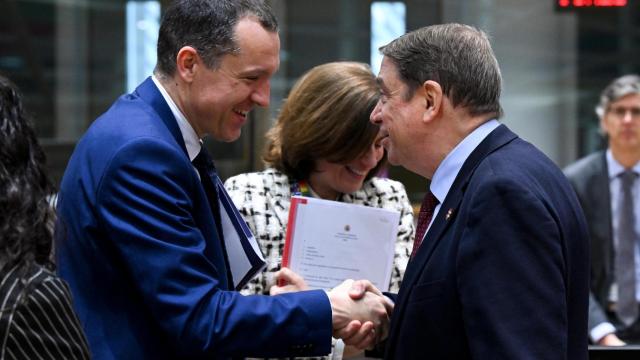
[175, 46, 199, 83]
[599, 115, 609, 137]
[422, 80, 443, 123]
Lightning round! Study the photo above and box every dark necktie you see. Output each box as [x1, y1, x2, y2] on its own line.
[192, 146, 267, 290]
[192, 147, 223, 238]
[411, 191, 439, 259]
[616, 170, 638, 327]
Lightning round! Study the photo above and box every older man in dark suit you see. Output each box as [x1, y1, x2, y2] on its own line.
[565, 74, 640, 346]
[366, 23, 590, 359]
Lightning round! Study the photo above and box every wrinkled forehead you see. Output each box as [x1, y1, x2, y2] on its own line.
[376, 57, 406, 90]
[229, 18, 280, 71]
[609, 93, 640, 108]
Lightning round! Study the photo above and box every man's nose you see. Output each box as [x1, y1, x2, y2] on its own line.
[252, 80, 271, 107]
[622, 110, 635, 124]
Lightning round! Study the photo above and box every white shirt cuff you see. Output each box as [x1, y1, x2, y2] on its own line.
[590, 322, 617, 343]
[331, 338, 345, 360]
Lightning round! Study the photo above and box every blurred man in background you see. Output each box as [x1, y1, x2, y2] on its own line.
[565, 74, 640, 346]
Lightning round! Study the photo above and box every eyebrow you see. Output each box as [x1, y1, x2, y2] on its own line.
[240, 68, 269, 76]
[375, 77, 388, 92]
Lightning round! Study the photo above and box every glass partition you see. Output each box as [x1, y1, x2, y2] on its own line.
[2, 0, 639, 201]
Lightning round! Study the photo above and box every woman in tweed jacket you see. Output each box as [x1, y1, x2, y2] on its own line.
[225, 62, 414, 359]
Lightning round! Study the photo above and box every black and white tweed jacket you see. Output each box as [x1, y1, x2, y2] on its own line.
[224, 168, 415, 296]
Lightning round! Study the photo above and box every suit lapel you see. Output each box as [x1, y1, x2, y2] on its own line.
[386, 125, 518, 354]
[135, 77, 190, 159]
[588, 153, 610, 224]
[400, 125, 517, 293]
[134, 77, 232, 290]
[591, 152, 614, 284]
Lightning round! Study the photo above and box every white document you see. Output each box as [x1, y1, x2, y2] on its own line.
[282, 196, 400, 291]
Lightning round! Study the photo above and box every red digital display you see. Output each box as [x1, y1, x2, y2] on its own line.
[557, 0, 627, 7]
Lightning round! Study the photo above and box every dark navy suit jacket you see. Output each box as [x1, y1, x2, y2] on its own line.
[55, 78, 331, 359]
[383, 125, 590, 359]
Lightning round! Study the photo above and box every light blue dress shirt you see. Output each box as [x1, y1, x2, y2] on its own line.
[606, 149, 640, 301]
[426, 119, 501, 231]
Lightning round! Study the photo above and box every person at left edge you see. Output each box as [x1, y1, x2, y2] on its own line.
[54, 1, 390, 359]
[0, 74, 90, 360]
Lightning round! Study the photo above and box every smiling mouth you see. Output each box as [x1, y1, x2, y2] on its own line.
[380, 133, 391, 146]
[346, 165, 367, 176]
[233, 109, 249, 118]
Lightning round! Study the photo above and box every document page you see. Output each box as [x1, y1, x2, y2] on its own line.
[282, 196, 400, 291]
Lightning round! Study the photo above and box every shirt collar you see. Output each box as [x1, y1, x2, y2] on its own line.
[151, 75, 201, 162]
[606, 149, 640, 179]
[430, 119, 501, 202]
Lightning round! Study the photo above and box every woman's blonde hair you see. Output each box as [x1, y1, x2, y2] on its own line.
[263, 61, 384, 181]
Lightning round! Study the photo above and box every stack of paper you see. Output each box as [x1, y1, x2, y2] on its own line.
[282, 196, 400, 291]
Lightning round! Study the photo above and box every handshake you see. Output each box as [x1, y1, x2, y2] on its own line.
[271, 268, 393, 350]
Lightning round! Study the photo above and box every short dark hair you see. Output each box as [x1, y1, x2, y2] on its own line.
[0, 74, 55, 277]
[381, 23, 503, 118]
[156, 0, 278, 76]
[263, 62, 385, 182]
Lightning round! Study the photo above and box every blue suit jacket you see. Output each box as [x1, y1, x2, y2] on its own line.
[55, 78, 331, 359]
[383, 125, 590, 359]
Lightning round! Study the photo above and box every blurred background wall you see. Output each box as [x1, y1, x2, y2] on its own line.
[1, 0, 638, 203]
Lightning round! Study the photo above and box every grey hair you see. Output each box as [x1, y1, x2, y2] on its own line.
[595, 74, 640, 119]
[155, 0, 278, 77]
[380, 23, 503, 118]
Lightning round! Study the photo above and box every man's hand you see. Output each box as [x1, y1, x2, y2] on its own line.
[269, 267, 309, 295]
[328, 279, 391, 350]
[348, 279, 394, 315]
[598, 333, 626, 346]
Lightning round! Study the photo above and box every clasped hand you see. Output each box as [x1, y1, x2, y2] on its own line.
[271, 268, 393, 350]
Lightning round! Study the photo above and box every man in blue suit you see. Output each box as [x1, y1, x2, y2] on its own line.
[55, 1, 390, 359]
[367, 23, 590, 359]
